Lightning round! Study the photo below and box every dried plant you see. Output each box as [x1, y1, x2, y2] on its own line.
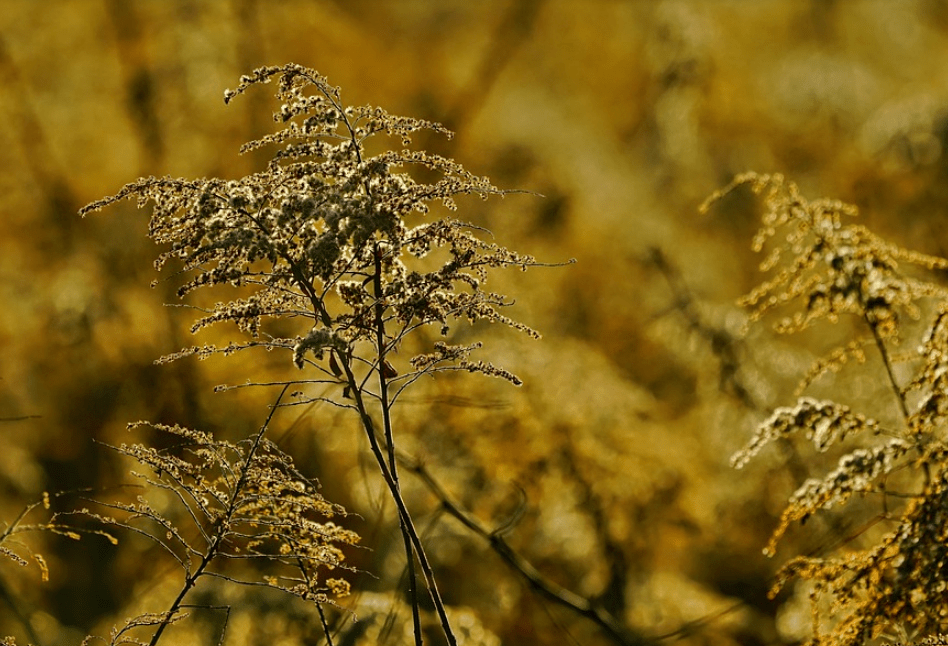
[79, 386, 358, 646]
[1, 493, 84, 584]
[0, 488, 116, 645]
[705, 173, 948, 644]
[81, 64, 553, 646]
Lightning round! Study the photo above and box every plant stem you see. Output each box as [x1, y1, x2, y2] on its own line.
[373, 242, 424, 645]
[865, 316, 909, 422]
[339, 354, 457, 646]
[401, 451, 654, 646]
[865, 316, 930, 487]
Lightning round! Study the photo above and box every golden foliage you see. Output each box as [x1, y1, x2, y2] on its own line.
[720, 175, 948, 644]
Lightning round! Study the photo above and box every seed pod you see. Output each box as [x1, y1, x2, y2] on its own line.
[381, 359, 398, 379]
[329, 350, 342, 377]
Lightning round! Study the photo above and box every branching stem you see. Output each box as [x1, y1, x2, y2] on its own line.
[400, 452, 654, 646]
[339, 355, 457, 646]
[148, 385, 290, 646]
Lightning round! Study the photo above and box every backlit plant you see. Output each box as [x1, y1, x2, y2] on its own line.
[707, 173, 948, 645]
[78, 63, 548, 646]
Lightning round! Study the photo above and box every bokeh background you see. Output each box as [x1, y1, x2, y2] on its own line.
[3, 1, 948, 644]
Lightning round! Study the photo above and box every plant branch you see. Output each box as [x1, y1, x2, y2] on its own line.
[372, 241, 424, 645]
[337, 355, 457, 646]
[398, 451, 655, 646]
[865, 316, 910, 423]
[147, 385, 290, 646]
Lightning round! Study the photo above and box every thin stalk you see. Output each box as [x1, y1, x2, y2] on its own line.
[338, 354, 457, 646]
[865, 315, 930, 487]
[373, 242, 423, 644]
[401, 451, 654, 646]
[865, 316, 909, 422]
[317, 603, 334, 646]
[335, 82, 425, 642]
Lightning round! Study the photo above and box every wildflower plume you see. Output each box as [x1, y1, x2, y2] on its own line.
[709, 173, 948, 644]
[81, 64, 553, 646]
[80, 64, 541, 388]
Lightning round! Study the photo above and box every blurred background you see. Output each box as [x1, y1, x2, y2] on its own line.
[3, 1, 948, 644]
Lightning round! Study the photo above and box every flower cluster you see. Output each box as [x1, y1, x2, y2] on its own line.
[99, 419, 358, 611]
[81, 64, 541, 388]
[702, 173, 948, 338]
[770, 467, 948, 645]
[732, 397, 880, 469]
[80, 65, 552, 646]
[713, 174, 948, 644]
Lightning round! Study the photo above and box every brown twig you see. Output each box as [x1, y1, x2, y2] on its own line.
[399, 450, 655, 646]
